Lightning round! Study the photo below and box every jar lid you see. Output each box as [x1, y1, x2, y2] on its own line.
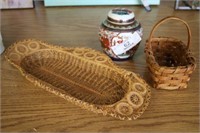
[107, 8, 135, 25]
[102, 20, 141, 31]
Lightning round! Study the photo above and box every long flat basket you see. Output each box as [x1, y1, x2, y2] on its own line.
[5, 39, 151, 120]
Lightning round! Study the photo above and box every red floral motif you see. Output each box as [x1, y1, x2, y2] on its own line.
[101, 37, 110, 48]
[111, 36, 123, 46]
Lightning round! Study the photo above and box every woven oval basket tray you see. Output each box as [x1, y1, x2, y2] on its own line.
[5, 39, 151, 120]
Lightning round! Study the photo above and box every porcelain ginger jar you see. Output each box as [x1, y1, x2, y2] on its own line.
[99, 8, 143, 60]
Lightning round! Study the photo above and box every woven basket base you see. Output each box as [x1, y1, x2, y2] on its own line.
[5, 39, 151, 120]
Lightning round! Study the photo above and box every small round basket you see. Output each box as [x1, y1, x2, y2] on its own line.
[145, 16, 196, 90]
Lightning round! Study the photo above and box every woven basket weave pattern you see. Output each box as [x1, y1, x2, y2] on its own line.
[21, 50, 126, 105]
[5, 39, 151, 120]
[145, 16, 196, 90]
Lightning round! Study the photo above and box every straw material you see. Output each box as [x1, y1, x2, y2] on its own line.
[145, 16, 196, 90]
[5, 39, 151, 120]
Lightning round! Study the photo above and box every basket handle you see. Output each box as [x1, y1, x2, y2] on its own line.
[148, 16, 191, 50]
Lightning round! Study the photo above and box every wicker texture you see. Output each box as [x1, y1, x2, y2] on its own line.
[145, 16, 196, 90]
[5, 39, 151, 120]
